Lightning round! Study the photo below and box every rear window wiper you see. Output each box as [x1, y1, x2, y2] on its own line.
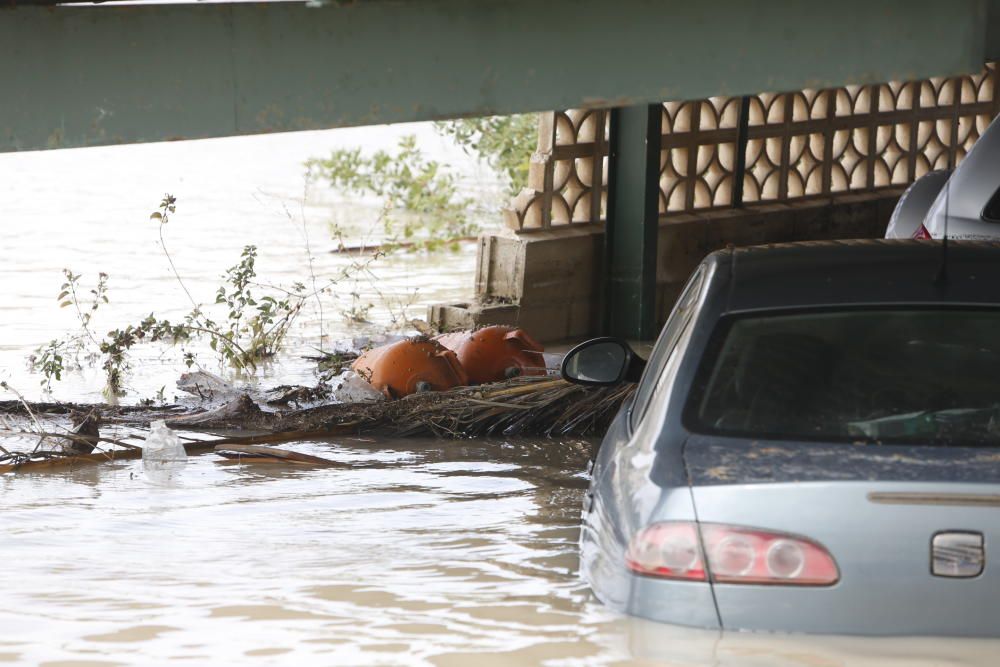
[848, 406, 1000, 446]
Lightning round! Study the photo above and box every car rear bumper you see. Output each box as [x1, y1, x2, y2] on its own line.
[624, 574, 719, 630]
[712, 581, 998, 637]
[624, 575, 998, 637]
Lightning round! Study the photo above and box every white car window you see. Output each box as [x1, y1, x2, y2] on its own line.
[629, 265, 706, 430]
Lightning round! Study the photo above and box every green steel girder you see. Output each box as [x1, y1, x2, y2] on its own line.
[605, 105, 661, 340]
[1, 0, 997, 153]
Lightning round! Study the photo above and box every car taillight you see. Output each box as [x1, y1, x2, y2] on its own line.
[626, 522, 839, 586]
[912, 224, 932, 239]
[626, 522, 707, 580]
[702, 524, 839, 585]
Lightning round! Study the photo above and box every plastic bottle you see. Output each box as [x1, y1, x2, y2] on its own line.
[142, 420, 187, 463]
[332, 371, 384, 403]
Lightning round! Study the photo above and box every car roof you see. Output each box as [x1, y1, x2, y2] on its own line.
[705, 239, 1000, 312]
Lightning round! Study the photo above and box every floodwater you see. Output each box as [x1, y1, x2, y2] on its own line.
[0, 123, 495, 403]
[1, 127, 997, 666]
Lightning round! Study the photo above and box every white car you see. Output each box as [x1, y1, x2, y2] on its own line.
[886, 115, 1000, 240]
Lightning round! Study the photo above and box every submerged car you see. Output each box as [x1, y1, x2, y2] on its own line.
[886, 114, 1000, 240]
[562, 240, 1000, 637]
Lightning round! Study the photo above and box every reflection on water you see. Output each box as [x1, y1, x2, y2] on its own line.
[2, 128, 997, 665]
[2, 436, 997, 666]
[0, 437, 600, 665]
[142, 459, 188, 487]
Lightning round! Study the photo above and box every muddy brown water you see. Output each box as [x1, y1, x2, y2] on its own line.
[2, 436, 998, 666]
[1, 127, 998, 665]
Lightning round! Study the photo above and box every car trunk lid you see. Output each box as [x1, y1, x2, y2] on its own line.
[683, 436, 1000, 636]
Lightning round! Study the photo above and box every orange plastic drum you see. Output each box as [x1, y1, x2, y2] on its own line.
[435, 326, 545, 384]
[352, 338, 469, 399]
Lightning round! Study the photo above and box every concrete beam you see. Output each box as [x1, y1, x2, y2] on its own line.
[1, 0, 993, 152]
[989, 0, 1000, 60]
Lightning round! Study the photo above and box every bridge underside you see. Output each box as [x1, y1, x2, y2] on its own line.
[2, 0, 999, 153]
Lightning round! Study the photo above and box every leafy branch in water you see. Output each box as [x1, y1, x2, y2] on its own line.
[150, 194, 199, 312]
[99, 315, 193, 399]
[31, 340, 67, 393]
[305, 135, 478, 251]
[58, 268, 109, 347]
[31, 196, 308, 398]
[434, 114, 538, 196]
[211, 244, 305, 365]
[30, 269, 111, 392]
[306, 115, 537, 253]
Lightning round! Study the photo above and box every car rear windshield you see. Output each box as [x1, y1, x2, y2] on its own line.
[688, 308, 1000, 446]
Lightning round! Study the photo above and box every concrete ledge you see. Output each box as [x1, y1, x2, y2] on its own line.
[427, 302, 521, 332]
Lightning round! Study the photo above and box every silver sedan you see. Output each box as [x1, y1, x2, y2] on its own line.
[563, 240, 1000, 636]
[887, 114, 1000, 240]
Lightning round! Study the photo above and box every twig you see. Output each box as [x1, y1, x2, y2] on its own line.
[155, 202, 201, 315]
[213, 444, 345, 466]
[0, 381, 50, 453]
[1, 430, 142, 452]
[457, 398, 533, 410]
[66, 277, 102, 349]
[329, 237, 477, 254]
[174, 325, 253, 363]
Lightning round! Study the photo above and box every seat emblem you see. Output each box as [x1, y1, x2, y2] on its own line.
[932, 532, 984, 578]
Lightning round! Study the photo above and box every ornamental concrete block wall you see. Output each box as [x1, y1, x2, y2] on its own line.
[505, 64, 998, 233]
[430, 63, 998, 343]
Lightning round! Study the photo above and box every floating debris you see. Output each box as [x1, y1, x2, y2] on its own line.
[352, 337, 468, 398]
[176, 370, 238, 401]
[66, 409, 102, 454]
[0, 376, 631, 474]
[328, 371, 384, 404]
[270, 376, 635, 439]
[1, 325, 635, 474]
[434, 326, 546, 383]
[164, 394, 268, 430]
[214, 444, 343, 466]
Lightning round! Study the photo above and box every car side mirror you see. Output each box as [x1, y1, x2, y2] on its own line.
[560, 337, 646, 386]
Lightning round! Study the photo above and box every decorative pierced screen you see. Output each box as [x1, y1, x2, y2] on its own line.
[504, 110, 609, 230]
[504, 62, 998, 232]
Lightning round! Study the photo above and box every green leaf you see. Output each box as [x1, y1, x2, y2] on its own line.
[150, 212, 163, 221]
